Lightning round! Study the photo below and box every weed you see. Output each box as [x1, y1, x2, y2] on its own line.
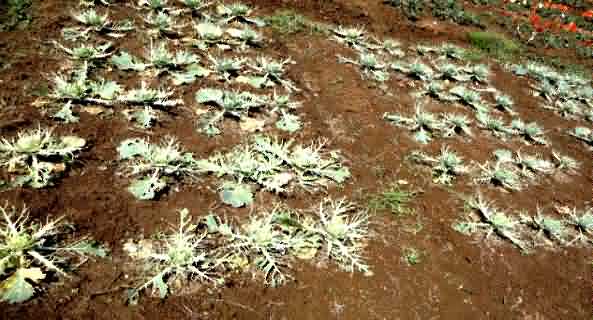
[127, 209, 221, 302]
[368, 183, 415, 215]
[265, 10, 310, 35]
[467, 31, 520, 59]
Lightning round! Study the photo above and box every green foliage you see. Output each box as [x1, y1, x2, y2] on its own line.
[410, 147, 467, 184]
[467, 31, 520, 59]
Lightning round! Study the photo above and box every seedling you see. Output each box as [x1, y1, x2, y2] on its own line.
[338, 53, 389, 82]
[0, 128, 85, 188]
[376, 38, 404, 57]
[123, 106, 158, 129]
[543, 100, 582, 118]
[402, 248, 421, 265]
[50, 63, 122, 104]
[117, 137, 197, 199]
[454, 194, 528, 251]
[439, 43, 465, 60]
[384, 105, 442, 144]
[466, 64, 489, 83]
[410, 146, 467, 184]
[192, 22, 227, 50]
[138, 0, 169, 10]
[514, 151, 553, 178]
[510, 119, 548, 145]
[0, 204, 106, 303]
[437, 63, 469, 82]
[127, 209, 220, 302]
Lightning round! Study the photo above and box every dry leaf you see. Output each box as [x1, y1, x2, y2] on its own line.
[239, 117, 265, 132]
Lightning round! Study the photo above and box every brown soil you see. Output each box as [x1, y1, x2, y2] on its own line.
[1, 0, 592, 319]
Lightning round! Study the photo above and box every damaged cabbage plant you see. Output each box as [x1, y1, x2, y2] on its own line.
[391, 60, 434, 81]
[194, 135, 350, 207]
[509, 119, 548, 145]
[520, 209, 569, 247]
[475, 112, 512, 138]
[0, 128, 86, 189]
[116, 137, 198, 200]
[449, 85, 489, 113]
[409, 146, 468, 184]
[383, 105, 443, 144]
[557, 206, 593, 245]
[63, 8, 134, 40]
[0, 204, 107, 303]
[331, 26, 370, 50]
[143, 11, 186, 36]
[237, 56, 299, 91]
[453, 193, 529, 252]
[216, 2, 265, 27]
[195, 87, 267, 136]
[569, 127, 593, 146]
[208, 198, 371, 287]
[195, 88, 302, 136]
[50, 62, 123, 105]
[126, 208, 222, 303]
[206, 55, 246, 81]
[119, 81, 183, 107]
[337, 52, 390, 82]
[189, 22, 263, 51]
[53, 41, 113, 63]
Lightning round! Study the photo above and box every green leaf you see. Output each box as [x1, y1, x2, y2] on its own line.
[152, 273, 168, 298]
[275, 113, 301, 133]
[110, 52, 146, 71]
[128, 176, 166, 200]
[220, 182, 253, 208]
[0, 268, 45, 304]
[117, 139, 150, 160]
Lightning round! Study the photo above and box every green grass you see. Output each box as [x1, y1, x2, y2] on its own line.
[264, 10, 328, 35]
[467, 31, 521, 59]
[368, 183, 416, 216]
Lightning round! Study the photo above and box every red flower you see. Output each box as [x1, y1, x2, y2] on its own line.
[562, 22, 577, 33]
[583, 10, 593, 19]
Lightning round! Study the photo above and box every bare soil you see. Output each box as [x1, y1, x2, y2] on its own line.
[0, 0, 592, 319]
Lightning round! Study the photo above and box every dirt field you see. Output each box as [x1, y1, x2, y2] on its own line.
[0, 0, 592, 319]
